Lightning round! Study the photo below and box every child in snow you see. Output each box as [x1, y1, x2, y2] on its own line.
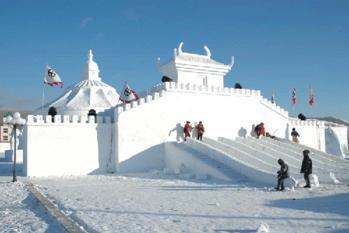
[291, 128, 300, 143]
[276, 158, 289, 191]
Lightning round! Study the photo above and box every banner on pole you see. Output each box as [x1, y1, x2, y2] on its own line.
[291, 88, 296, 105]
[119, 82, 139, 103]
[44, 65, 63, 87]
[309, 86, 315, 107]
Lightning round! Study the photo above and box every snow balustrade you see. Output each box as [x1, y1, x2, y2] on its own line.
[117, 82, 288, 118]
[289, 118, 325, 127]
[26, 114, 112, 124]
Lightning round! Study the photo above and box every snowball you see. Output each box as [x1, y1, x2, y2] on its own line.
[329, 172, 340, 184]
[311, 174, 320, 187]
[256, 222, 270, 233]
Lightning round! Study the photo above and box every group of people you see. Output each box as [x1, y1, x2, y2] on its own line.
[255, 123, 301, 144]
[183, 121, 205, 141]
[276, 149, 313, 191]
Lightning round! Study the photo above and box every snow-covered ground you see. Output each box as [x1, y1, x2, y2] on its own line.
[1, 174, 348, 233]
[0, 178, 65, 233]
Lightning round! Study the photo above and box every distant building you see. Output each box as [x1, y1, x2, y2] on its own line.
[0, 124, 11, 143]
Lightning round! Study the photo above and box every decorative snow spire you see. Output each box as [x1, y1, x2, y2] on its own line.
[88, 49, 94, 61]
[83, 49, 101, 81]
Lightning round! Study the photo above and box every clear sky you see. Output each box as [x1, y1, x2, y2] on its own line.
[0, 0, 348, 120]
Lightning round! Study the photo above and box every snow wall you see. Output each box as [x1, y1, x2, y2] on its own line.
[288, 119, 326, 151]
[114, 82, 292, 172]
[23, 115, 113, 176]
[325, 126, 348, 158]
[20, 82, 347, 176]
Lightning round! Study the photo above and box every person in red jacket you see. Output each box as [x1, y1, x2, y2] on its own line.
[183, 121, 192, 141]
[257, 122, 266, 138]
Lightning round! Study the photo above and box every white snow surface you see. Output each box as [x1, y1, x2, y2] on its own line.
[1, 174, 348, 233]
[0, 179, 65, 233]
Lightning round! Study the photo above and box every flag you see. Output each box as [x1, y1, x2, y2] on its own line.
[119, 82, 139, 103]
[291, 88, 296, 105]
[44, 65, 63, 87]
[271, 93, 275, 104]
[309, 86, 315, 107]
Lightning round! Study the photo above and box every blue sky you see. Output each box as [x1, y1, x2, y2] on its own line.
[0, 0, 348, 120]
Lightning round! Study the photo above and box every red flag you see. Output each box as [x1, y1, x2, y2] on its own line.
[309, 86, 315, 106]
[291, 88, 296, 105]
[119, 82, 139, 103]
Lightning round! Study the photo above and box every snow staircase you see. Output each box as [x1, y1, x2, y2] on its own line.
[234, 137, 349, 183]
[184, 138, 284, 186]
[165, 141, 249, 183]
[256, 137, 349, 182]
[182, 136, 349, 185]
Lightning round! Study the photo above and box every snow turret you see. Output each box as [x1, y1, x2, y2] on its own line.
[37, 50, 119, 116]
[159, 42, 234, 88]
[84, 49, 101, 81]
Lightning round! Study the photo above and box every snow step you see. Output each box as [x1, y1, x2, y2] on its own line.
[181, 144, 249, 182]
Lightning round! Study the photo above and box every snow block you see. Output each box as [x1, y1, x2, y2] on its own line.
[63, 115, 70, 123]
[72, 115, 79, 123]
[45, 115, 52, 123]
[54, 115, 61, 123]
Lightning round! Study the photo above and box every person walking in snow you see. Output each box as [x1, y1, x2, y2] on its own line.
[196, 121, 205, 141]
[291, 128, 300, 143]
[276, 158, 289, 191]
[300, 149, 312, 188]
[183, 121, 192, 141]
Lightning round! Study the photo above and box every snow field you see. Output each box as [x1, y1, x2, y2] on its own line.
[28, 174, 349, 233]
[0, 178, 65, 233]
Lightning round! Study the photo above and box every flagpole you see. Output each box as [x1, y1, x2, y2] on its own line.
[41, 83, 45, 115]
[42, 65, 47, 115]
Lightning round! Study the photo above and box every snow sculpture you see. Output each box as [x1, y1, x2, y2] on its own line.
[37, 50, 120, 116]
[159, 41, 234, 88]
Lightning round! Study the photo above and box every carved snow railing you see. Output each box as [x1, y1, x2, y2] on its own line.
[26, 115, 112, 124]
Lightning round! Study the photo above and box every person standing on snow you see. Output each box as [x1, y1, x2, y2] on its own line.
[291, 128, 300, 143]
[276, 158, 289, 191]
[196, 121, 205, 141]
[183, 121, 192, 141]
[300, 149, 312, 188]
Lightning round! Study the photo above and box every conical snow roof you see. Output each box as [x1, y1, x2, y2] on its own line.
[38, 50, 119, 116]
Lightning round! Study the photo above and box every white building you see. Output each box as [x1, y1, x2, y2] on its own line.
[22, 43, 349, 177]
[0, 125, 11, 143]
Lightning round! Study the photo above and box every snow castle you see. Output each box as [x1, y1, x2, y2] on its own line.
[21, 43, 349, 183]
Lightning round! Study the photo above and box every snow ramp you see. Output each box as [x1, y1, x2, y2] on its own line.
[165, 138, 283, 186]
[230, 136, 349, 184]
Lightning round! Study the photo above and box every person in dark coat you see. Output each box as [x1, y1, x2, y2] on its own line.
[183, 121, 192, 141]
[276, 158, 289, 191]
[300, 149, 312, 188]
[196, 121, 205, 141]
[48, 106, 57, 123]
